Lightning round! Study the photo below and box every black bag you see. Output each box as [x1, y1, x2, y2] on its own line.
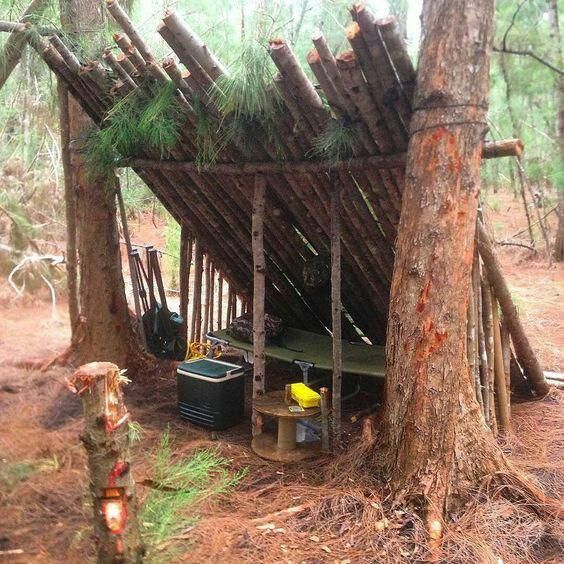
[134, 248, 187, 361]
[229, 312, 285, 344]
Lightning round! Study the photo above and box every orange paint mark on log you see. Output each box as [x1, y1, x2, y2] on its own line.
[416, 280, 431, 313]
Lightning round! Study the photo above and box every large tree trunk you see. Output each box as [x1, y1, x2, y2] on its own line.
[60, 0, 143, 369]
[383, 0, 510, 529]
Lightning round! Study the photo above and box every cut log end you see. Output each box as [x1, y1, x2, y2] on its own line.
[335, 50, 356, 66]
[306, 48, 320, 64]
[346, 21, 361, 40]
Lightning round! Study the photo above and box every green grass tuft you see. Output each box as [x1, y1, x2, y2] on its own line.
[140, 428, 246, 551]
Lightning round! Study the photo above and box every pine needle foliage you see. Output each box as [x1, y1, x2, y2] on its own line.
[193, 40, 285, 165]
[84, 80, 185, 179]
[311, 117, 356, 162]
[140, 428, 246, 551]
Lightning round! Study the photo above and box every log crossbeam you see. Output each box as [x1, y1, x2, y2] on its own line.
[115, 139, 523, 175]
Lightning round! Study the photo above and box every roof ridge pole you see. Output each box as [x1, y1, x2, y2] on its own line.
[252, 174, 267, 438]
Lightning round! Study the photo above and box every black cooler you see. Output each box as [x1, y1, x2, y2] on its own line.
[176, 358, 245, 430]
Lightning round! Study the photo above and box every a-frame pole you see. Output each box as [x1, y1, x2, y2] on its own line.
[330, 176, 343, 447]
[252, 173, 267, 437]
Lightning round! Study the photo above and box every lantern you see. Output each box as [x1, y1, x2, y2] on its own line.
[101, 487, 127, 534]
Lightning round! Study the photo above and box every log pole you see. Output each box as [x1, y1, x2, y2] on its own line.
[320, 387, 330, 453]
[252, 174, 267, 437]
[491, 290, 511, 432]
[481, 270, 498, 435]
[477, 221, 549, 396]
[330, 179, 343, 446]
[191, 240, 203, 343]
[67, 362, 143, 562]
[179, 225, 190, 342]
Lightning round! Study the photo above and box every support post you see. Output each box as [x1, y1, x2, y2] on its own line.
[179, 226, 191, 342]
[320, 387, 330, 452]
[68, 362, 143, 562]
[252, 174, 266, 437]
[191, 240, 203, 343]
[330, 178, 343, 446]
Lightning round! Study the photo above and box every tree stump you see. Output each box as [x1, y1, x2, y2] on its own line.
[68, 362, 143, 563]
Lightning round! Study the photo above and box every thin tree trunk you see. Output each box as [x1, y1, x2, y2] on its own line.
[58, 78, 79, 336]
[476, 262, 490, 425]
[217, 275, 223, 329]
[68, 362, 143, 563]
[549, 0, 564, 261]
[477, 221, 549, 395]
[203, 254, 211, 338]
[252, 174, 266, 437]
[468, 252, 483, 411]
[383, 0, 511, 531]
[330, 180, 343, 447]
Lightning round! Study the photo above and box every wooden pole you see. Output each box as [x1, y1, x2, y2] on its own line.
[58, 78, 80, 338]
[116, 180, 147, 350]
[202, 254, 211, 338]
[217, 275, 223, 329]
[209, 263, 215, 335]
[477, 220, 549, 396]
[481, 271, 498, 435]
[116, 140, 523, 174]
[68, 362, 143, 562]
[468, 252, 483, 412]
[179, 226, 190, 342]
[476, 263, 490, 424]
[491, 290, 511, 432]
[252, 174, 266, 437]
[330, 179, 343, 447]
[320, 387, 330, 453]
[191, 240, 203, 343]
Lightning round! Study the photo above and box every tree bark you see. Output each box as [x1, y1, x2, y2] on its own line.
[179, 226, 191, 342]
[60, 0, 144, 370]
[252, 174, 266, 437]
[383, 0, 510, 528]
[68, 362, 143, 563]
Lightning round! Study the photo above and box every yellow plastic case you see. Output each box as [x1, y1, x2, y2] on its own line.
[290, 382, 320, 408]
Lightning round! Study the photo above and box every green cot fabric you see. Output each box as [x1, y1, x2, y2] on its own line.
[209, 328, 386, 378]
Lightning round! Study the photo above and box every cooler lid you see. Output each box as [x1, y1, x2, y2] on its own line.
[177, 358, 243, 379]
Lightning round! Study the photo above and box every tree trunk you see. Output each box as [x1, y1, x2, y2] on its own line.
[179, 226, 191, 342]
[383, 0, 510, 529]
[549, 0, 564, 261]
[60, 0, 144, 370]
[252, 174, 266, 437]
[68, 362, 143, 563]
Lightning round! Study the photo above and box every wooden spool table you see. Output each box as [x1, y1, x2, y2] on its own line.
[251, 390, 321, 462]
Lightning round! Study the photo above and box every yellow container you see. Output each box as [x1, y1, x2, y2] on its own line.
[290, 383, 320, 408]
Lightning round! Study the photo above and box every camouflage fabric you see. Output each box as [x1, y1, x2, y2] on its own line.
[228, 312, 285, 343]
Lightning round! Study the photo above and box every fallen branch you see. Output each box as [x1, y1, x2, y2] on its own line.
[251, 503, 311, 523]
[496, 241, 535, 251]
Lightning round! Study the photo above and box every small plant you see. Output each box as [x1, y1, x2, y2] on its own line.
[140, 428, 246, 551]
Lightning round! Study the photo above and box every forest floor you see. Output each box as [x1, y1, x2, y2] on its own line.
[0, 190, 563, 563]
